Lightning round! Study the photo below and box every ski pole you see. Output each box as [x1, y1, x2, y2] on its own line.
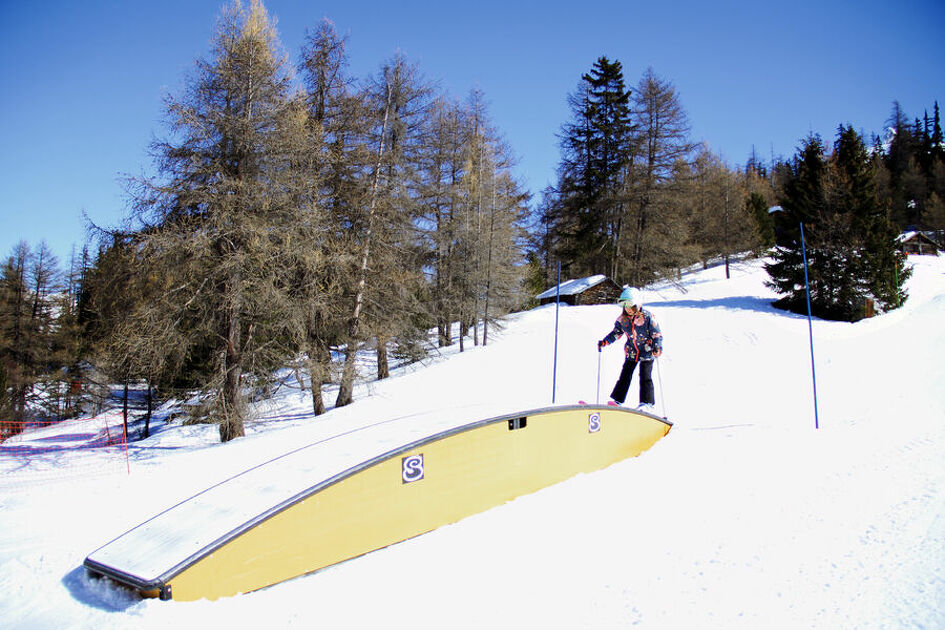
[596, 347, 602, 405]
[656, 356, 668, 419]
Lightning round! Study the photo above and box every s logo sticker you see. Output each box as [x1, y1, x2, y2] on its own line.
[402, 454, 424, 483]
[588, 412, 601, 433]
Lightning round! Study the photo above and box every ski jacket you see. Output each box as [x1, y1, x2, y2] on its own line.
[600, 309, 663, 361]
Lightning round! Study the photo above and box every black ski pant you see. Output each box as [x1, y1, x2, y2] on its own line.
[610, 358, 654, 405]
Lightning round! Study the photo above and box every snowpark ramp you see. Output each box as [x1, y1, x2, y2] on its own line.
[84, 404, 671, 601]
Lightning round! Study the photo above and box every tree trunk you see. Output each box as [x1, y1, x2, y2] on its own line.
[483, 174, 496, 347]
[377, 336, 390, 380]
[122, 379, 129, 439]
[308, 343, 329, 416]
[143, 379, 152, 439]
[335, 81, 393, 407]
[219, 307, 245, 442]
[336, 79, 393, 408]
[336, 343, 357, 407]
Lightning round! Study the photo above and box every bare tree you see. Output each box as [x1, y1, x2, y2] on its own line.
[620, 67, 697, 286]
[126, 0, 303, 442]
[295, 18, 357, 415]
[685, 145, 760, 276]
[420, 97, 466, 348]
[336, 54, 431, 405]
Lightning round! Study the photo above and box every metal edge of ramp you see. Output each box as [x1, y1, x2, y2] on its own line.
[84, 404, 671, 600]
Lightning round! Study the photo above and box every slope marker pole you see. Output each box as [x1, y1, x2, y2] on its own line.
[800, 222, 820, 430]
[552, 261, 560, 404]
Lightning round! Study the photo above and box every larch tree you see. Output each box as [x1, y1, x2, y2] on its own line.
[421, 97, 466, 348]
[0, 242, 36, 429]
[0, 241, 62, 431]
[620, 67, 697, 286]
[685, 145, 760, 277]
[458, 91, 529, 346]
[128, 0, 304, 441]
[335, 54, 431, 406]
[297, 18, 356, 415]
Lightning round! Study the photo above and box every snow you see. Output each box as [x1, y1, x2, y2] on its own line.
[2, 256, 944, 629]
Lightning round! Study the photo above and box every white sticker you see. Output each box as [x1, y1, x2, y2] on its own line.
[402, 454, 424, 483]
[588, 412, 601, 433]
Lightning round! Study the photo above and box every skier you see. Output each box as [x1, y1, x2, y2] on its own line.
[597, 287, 663, 410]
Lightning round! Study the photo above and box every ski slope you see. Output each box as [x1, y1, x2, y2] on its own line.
[1, 255, 943, 628]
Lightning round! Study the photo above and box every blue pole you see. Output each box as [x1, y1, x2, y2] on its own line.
[800, 223, 820, 430]
[552, 261, 561, 404]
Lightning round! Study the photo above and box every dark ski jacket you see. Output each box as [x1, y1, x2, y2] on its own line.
[600, 309, 663, 361]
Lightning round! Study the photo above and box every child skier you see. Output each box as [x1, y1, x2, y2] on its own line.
[598, 287, 663, 410]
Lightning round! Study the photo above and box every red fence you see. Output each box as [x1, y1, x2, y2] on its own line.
[0, 413, 130, 487]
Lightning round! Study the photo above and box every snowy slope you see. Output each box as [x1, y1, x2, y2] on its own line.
[1, 256, 943, 629]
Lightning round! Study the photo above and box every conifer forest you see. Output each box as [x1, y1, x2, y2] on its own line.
[2, 1, 943, 441]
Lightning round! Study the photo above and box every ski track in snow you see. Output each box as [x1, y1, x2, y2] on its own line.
[1, 255, 944, 629]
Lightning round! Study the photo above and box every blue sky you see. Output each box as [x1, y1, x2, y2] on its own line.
[2, 0, 943, 265]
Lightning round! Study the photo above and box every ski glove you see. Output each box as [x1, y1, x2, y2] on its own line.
[598, 339, 607, 350]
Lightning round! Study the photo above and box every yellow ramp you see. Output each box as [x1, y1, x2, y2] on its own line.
[84, 405, 670, 601]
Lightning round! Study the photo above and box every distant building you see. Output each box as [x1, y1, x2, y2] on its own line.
[536, 275, 622, 306]
[897, 231, 941, 256]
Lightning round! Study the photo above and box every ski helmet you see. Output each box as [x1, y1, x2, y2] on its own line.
[617, 287, 640, 308]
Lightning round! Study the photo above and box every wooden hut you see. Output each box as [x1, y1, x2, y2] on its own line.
[536, 275, 622, 306]
[897, 231, 941, 256]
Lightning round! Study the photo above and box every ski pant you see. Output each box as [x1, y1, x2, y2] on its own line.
[610, 358, 654, 405]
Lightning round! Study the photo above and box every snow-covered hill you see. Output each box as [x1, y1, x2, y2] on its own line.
[1, 256, 943, 629]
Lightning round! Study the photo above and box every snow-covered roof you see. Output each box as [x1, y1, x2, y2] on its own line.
[535, 274, 608, 300]
[897, 231, 940, 244]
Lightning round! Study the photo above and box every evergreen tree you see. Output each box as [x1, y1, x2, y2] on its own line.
[932, 101, 944, 163]
[550, 56, 634, 278]
[833, 125, 911, 309]
[747, 191, 775, 250]
[767, 128, 910, 321]
[766, 134, 830, 315]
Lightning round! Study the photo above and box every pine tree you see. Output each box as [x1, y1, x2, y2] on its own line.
[833, 125, 911, 309]
[551, 56, 634, 279]
[766, 134, 828, 314]
[932, 101, 944, 163]
[767, 128, 910, 320]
